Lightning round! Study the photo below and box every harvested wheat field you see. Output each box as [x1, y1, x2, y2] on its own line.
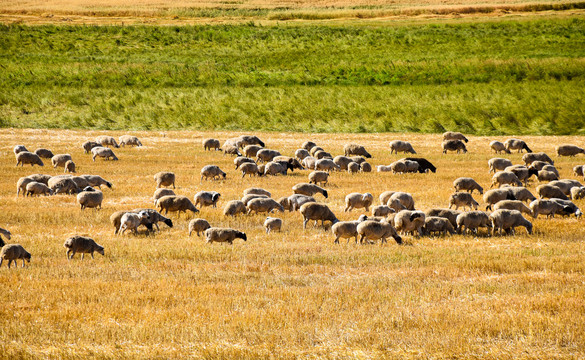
[0, 128, 584, 359]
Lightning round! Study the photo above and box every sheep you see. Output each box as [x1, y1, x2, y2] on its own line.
[551, 199, 582, 217]
[204, 228, 247, 244]
[244, 188, 271, 197]
[344, 144, 372, 158]
[490, 209, 532, 236]
[456, 211, 492, 235]
[92, 147, 118, 161]
[82, 175, 113, 189]
[389, 140, 416, 154]
[64, 160, 76, 173]
[119, 135, 142, 147]
[483, 188, 515, 210]
[538, 170, 559, 182]
[505, 186, 536, 203]
[13, 145, 28, 154]
[360, 162, 372, 173]
[302, 156, 317, 170]
[247, 198, 284, 215]
[379, 191, 396, 205]
[570, 186, 585, 200]
[82, 141, 100, 154]
[489, 140, 511, 154]
[234, 156, 255, 170]
[131, 208, 174, 231]
[347, 162, 360, 174]
[264, 161, 294, 176]
[223, 144, 242, 156]
[529, 161, 552, 172]
[308, 171, 329, 186]
[223, 200, 247, 216]
[264, 217, 282, 234]
[573, 165, 584, 177]
[77, 189, 103, 210]
[448, 192, 479, 210]
[536, 184, 569, 200]
[243, 145, 263, 158]
[96, 135, 120, 148]
[314, 150, 333, 160]
[49, 177, 80, 195]
[344, 193, 374, 212]
[315, 159, 340, 172]
[556, 144, 585, 156]
[388, 192, 415, 211]
[453, 177, 483, 194]
[333, 156, 353, 170]
[423, 216, 456, 236]
[490, 171, 522, 188]
[356, 220, 402, 245]
[242, 194, 269, 206]
[154, 172, 175, 189]
[70, 176, 90, 189]
[282, 194, 316, 211]
[295, 149, 310, 160]
[505, 165, 538, 186]
[549, 180, 583, 195]
[371, 205, 395, 217]
[541, 165, 559, 177]
[16, 177, 34, 197]
[442, 140, 467, 154]
[331, 215, 369, 244]
[63, 236, 105, 260]
[522, 152, 554, 166]
[390, 160, 418, 174]
[403, 158, 437, 173]
[302, 141, 317, 151]
[0, 244, 31, 268]
[349, 156, 366, 164]
[493, 200, 532, 216]
[118, 211, 150, 235]
[292, 183, 328, 198]
[504, 139, 532, 153]
[256, 149, 281, 163]
[394, 210, 425, 236]
[377, 165, 392, 172]
[0, 227, 11, 242]
[239, 162, 259, 178]
[488, 158, 513, 174]
[236, 135, 265, 148]
[529, 199, 571, 218]
[27, 174, 51, 185]
[189, 218, 211, 236]
[201, 165, 226, 181]
[299, 203, 339, 229]
[193, 191, 221, 208]
[110, 211, 153, 234]
[424, 208, 461, 228]
[273, 156, 304, 171]
[443, 131, 468, 143]
[25, 181, 53, 197]
[16, 152, 44, 167]
[156, 195, 200, 216]
[34, 148, 54, 159]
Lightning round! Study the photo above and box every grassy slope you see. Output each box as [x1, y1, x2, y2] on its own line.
[1, 17, 585, 134]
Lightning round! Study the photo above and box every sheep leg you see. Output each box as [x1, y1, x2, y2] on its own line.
[359, 234, 365, 245]
[91, 252, 95, 259]
[66, 249, 72, 259]
[7, 260, 12, 269]
[81, 253, 85, 260]
[303, 218, 309, 229]
[0, 258, 3, 267]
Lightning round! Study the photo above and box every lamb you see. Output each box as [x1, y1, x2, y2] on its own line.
[379, 191, 396, 205]
[13, 145, 28, 154]
[281, 194, 315, 211]
[356, 220, 402, 245]
[360, 162, 372, 172]
[529, 199, 570, 218]
[241, 194, 268, 206]
[570, 186, 585, 200]
[188, 218, 211, 236]
[243, 145, 263, 158]
[223, 200, 247, 216]
[0, 244, 31, 268]
[77, 189, 103, 210]
[309, 171, 329, 186]
[118, 211, 150, 235]
[244, 188, 271, 197]
[536, 184, 568, 200]
[506, 186, 536, 203]
[236, 135, 265, 148]
[156, 195, 200, 216]
[234, 156, 255, 170]
[256, 149, 281, 163]
[302, 156, 317, 170]
[394, 210, 425, 236]
[64, 160, 76, 173]
[25, 181, 53, 196]
[204, 228, 247, 244]
[442, 140, 467, 154]
[488, 158, 513, 173]
[50, 154, 71, 168]
[423, 216, 456, 236]
[16, 152, 44, 167]
[223, 144, 242, 156]
[264, 217, 282, 233]
[92, 147, 118, 161]
[573, 165, 584, 177]
[292, 183, 328, 198]
[63, 236, 105, 260]
[314, 150, 333, 160]
[264, 161, 294, 176]
[448, 192, 479, 210]
[82, 141, 100, 154]
[538, 170, 559, 182]
[34, 148, 54, 159]
[389, 140, 416, 154]
[315, 159, 340, 172]
[344, 144, 372, 158]
[522, 152, 554, 166]
[193, 191, 221, 208]
[390, 160, 418, 174]
[49, 177, 80, 195]
[247, 198, 284, 215]
[154, 172, 175, 189]
[344, 192, 374, 212]
[302, 141, 317, 151]
[403, 158, 437, 173]
[483, 188, 515, 210]
[505, 165, 538, 186]
[453, 177, 483, 194]
[489, 140, 511, 154]
[333, 156, 353, 170]
[82, 175, 113, 189]
[551, 199, 582, 217]
[490, 209, 532, 235]
[504, 139, 532, 153]
[96, 135, 120, 148]
[299, 203, 339, 229]
[377, 165, 392, 172]
[131, 208, 174, 231]
[200, 165, 226, 181]
[490, 171, 522, 188]
[331, 215, 369, 244]
[347, 162, 360, 174]
[456, 211, 492, 235]
[424, 208, 461, 228]
[110, 210, 153, 234]
[388, 192, 415, 211]
[295, 149, 310, 160]
[443, 131, 468, 143]
[493, 200, 532, 216]
[556, 144, 585, 156]
[119, 135, 142, 147]
[239, 162, 259, 178]
[371, 205, 395, 217]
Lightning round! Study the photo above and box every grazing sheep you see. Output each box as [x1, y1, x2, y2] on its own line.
[360, 162, 372, 172]
[64, 160, 76, 173]
[264, 217, 282, 234]
[77, 189, 103, 210]
[313, 150, 333, 160]
[371, 205, 395, 217]
[388, 192, 415, 211]
[349, 156, 367, 164]
[49, 177, 80, 195]
[16, 152, 44, 167]
[403, 158, 437, 173]
[110, 211, 153, 235]
[17, 176, 37, 196]
[205, 228, 247, 244]
[424, 216, 456, 236]
[118, 211, 149, 235]
[331, 215, 369, 244]
[541, 165, 559, 177]
[522, 152, 554, 166]
[443, 131, 468, 143]
[256, 149, 281, 163]
[379, 191, 396, 205]
[96, 135, 120, 148]
[27, 174, 52, 185]
[424, 208, 461, 228]
[69, 176, 90, 189]
[82, 175, 112, 189]
[201, 165, 227, 181]
[0, 228, 8, 247]
[193, 191, 221, 208]
[239, 162, 259, 178]
[333, 156, 353, 171]
[493, 200, 532, 216]
[295, 149, 310, 160]
[538, 170, 559, 182]
[63, 236, 104, 260]
[236, 135, 265, 148]
[347, 162, 360, 174]
[241, 194, 269, 206]
[442, 140, 467, 154]
[223, 144, 242, 156]
[131, 208, 173, 231]
[505, 186, 536, 203]
[536, 184, 568, 200]
[573, 165, 584, 177]
[302, 156, 317, 170]
[505, 165, 538, 186]
[82, 141, 100, 154]
[483, 188, 515, 210]
[13, 145, 28, 155]
[504, 139, 532, 153]
[281, 194, 316, 212]
[490, 210, 532, 235]
[394, 210, 425, 236]
[223, 200, 247, 216]
[556, 144, 585, 156]
[156, 195, 200, 216]
[234, 156, 255, 170]
[34, 148, 54, 159]
[489, 141, 511, 154]
[529, 161, 552, 172]
[453, 177, 484, 194]
[273, 156, 304, 171]
[390, 159, 419, 174]
[247, 198, 284, 215]
[302, 141, 318, 151]
[154, 172, 175, 189]
[551, 199, 582, 217]
[529, 199, 571, 218]
[356, 220, 402, 245]
[202, 138, 221, 151]
[377, 165, 392, 172]
[309, 171, 329, 186]
[244, 188, 271, 197]
[0, 244, 31, 268]
[570, 186, 585, 200]
[449, 192, 479, 210]
[344, 192, 374, 212]
[315, 159, 340, 172]
[119, 135, 142, 147]
[91, 147, 118, 161]
[189, 218, 211, 236]
[490, 171, 522, 188]
[25, 181, 53, 197]
[488, 158, 513, 174]
[456, 211, 492, 235]
[549, 179, 583, 195]
[264, 161, 294, 176]
[299, 203, 339, 229]
[293, 183, 328, 198]
[243, 145, 263, 158]
[389, 140, 416, 154]
[344, 144, 372, 158]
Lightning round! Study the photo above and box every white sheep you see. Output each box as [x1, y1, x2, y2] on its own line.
[118, 211, 149, 235]
[200, 165, 226, 181]
[119, 135, 142, 147]
[239, 162, 259, 178]
[442, 140, 467, 154]
[188, 218, 211, 236]
[522, 152, 554, 166]
[489, 140, 511, 154]
[344, 144, 372, 158]
[536, 184, 568, 200]
[424, 208, 461, 228]
[448, 192, 479, 210]
[488, 158, 513, 174]
[456, 211, 492, 235]
[356, 220, 402, 245]
[91, 147, 118, 161]
[96, 135, 120, 148]
[315, 159, 340, 172]
[308, 171, 329, 186]
[360, 162, 372, 173]
[379, 191, 396, 205]
[153, 171, 175, 188]
[34, 148, 54, 159]
[77, 189, 103, 210]
[529, 199, 571, 218]
[13, 145, 28, 155]
[489, 209, 532, 235]
[570, 186, 585, 200]
[223, 200, 247, 216]
[256, 149, 281, 163]
[389, 140, 416, 154]
[504, 139, 532, 153]
[244, 145, 263, 158]
[490, 171, 522, 188]
[241, 194, 269, 206]
[302, 156, 317, 170]
[264, 217, 282, 233]
[331, 215, 369, 244]
[371, 205, 394, 217]
[82, 141, 100, 154]
[394, 210, 425, 236]
[247, 198, 284, 215]
[344, 192, 374, 212]
[347, 162, 360, 174]
[453, 177, 483, 194]
[292, 183, 328, 198]
[153, 188, 176, 205]
[281, 194, 316, 211]
[387, 192, 415, 211]
[156, 195, 200, 216]
[16, 152, 44, 167]
[25, 181, 53, 196]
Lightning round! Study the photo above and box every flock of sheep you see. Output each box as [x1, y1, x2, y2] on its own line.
[2, 131, 585, 268]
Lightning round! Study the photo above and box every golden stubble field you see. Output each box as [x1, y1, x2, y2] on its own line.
[0, 128, 584, 359]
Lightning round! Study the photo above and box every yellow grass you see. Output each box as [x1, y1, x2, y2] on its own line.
[0, 129, 584, 359]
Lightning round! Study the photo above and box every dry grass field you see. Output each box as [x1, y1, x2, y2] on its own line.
[0, 129, 584, 359]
